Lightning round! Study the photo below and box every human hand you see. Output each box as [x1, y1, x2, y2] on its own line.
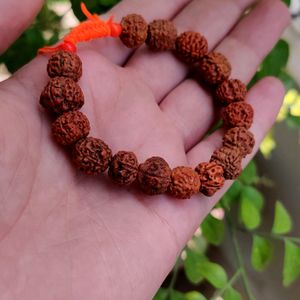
[0, 0, 290, 299]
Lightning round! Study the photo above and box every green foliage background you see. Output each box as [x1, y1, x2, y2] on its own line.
[1, 1, 300, 299]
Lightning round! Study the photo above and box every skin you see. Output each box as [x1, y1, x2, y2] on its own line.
[0, 0, 290, 299]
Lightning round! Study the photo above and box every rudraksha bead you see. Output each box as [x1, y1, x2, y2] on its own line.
[175, 31, 208, 63]
[210, 146, 242, 180]
[40, 77, 84, 114]
[52, 111, 90, 146]
[198, 52, 231, 85]
[223, 127, 255, 157]
[146, 19, 177, 51]
[108, 151, 139, 186]
[169, 166, 201, 199]
[195, 162, 225, 196]
[38, 8, 262, 200]
[222, 102, 254, 129]
[47, 50, 82, 82]
[72, 137, 112, 175]
[215, 79, 247, 106]
[138, 156, 171, 195]
[120, 14, 148, 48]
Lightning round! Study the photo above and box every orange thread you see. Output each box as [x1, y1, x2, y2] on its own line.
[38, 2, 122, 55]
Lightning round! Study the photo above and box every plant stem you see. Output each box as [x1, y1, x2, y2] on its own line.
[211, 268, 242, 299]
[276, 234, 300, 243]
[238, 228, 300, 244]
[226, 215, 256, 300]
[167, 258, 180, 300]
[258, 232, 300, 244]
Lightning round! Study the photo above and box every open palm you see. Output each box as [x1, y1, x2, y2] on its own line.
[0, 0, 290, 299]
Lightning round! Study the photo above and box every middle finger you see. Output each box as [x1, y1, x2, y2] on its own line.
[125, 0, 256, 101]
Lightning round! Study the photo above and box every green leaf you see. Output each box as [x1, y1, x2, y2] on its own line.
[240, 189, 262, 230]
[189, 234, 208, 255]
[286, 115, 300, 130]
[184, 249, 206, 284]
[223, 287, 243, 300]
[283, 240, 300, 286]
[227, 180, 243, 199]
[184, 250, 227, 288]
[239, 161, 258, 185]
[272, 201, 292, 235]
[221, 180, 243, 208]
[240, 198, 261, 230]
[171, 291, 185, 300]
[241, 186, 264, 211]
[184, 291, 207, 300]
[251, 235, 273, 271]
[258, 40, 289, 78]
[153, 288, 168, 300]
[201, 215, 225, 246]
[282, 0, 291, 7]
[199, 261, 228, 288]
[153, 289, 185, 300]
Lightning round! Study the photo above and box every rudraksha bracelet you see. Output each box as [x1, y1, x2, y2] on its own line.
[38, 3, 255, 199]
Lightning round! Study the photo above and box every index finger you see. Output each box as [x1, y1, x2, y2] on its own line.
[85, 0, 192, 65]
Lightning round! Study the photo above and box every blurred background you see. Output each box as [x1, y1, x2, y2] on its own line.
[0, 0, 299, 299]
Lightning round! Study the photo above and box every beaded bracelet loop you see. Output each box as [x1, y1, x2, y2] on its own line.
[38, 3, 255, 199]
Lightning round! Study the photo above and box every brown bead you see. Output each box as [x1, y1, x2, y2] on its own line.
[72, 137, 112, 175]
[120, 14, 148, 48]
[169, 167, 200, 199]
[40, 77, 84, 115]
[222, 102, 254, 129]
[108, 151, 139, 186]
[215, 79, 247, 106]
[195, 162, 225, 197]
[223, 127, 255, 157]
[175, 31, 208, 63]
[138, 156, 171, 195]
[198, 52, 231, 85]
[146, 19, 177, 51]
[52, 111, 90, 146]
[210, 146, 242, 180]
[47, 50, 82, 82]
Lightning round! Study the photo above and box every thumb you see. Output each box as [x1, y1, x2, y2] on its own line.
[0, 0, 43, 54]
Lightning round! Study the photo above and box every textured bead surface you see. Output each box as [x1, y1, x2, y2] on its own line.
[223, 127, 255, 157]
[198, 52, 231, 85]
[138, 156, 171, 195]
[146, 19, 177, 51]
[40, 77, 84, 114]
[195, 162, 225, 196]
[215, 79, 247, 106]
[47, 50, 82, 82]
[175, 31, 208, 63]
[120, 14, 148, 48]
[108, 151, 139, 186]
[72, 137, 112, 175]
[169, 166, 200, 199]
[222, 102, 254, 129]
[210, 146, 242, 180]
[52, 111, 90, 146]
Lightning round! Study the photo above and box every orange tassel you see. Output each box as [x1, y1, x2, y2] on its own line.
[38, 2, 122, 55]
